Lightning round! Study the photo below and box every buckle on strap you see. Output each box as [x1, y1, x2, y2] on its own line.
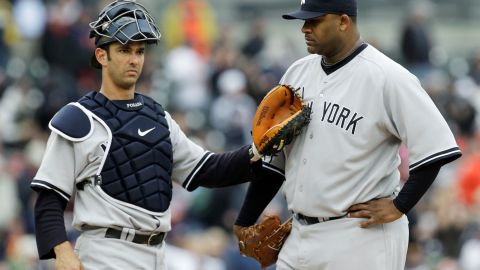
[76, 175, 103, 190]
[147, 233, 161, 246]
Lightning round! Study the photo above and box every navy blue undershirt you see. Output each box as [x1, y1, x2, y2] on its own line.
[235, 164, 285, 226]
[182, 145, 258, 191]
[34, 190, 68, 259]
[393, 162, 441, 213]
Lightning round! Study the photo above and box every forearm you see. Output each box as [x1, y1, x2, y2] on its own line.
[34, 189, 68, 259]
[54, 241, 75, 258]
[184, 145, 259, 191]
[235, 165, 285, 226]
[53, 240, 84, 270]
[393, 162, 442, 214]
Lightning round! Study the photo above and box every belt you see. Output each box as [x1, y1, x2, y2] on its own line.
[104, 228, 166, 246]
[294, 213, 347, 225]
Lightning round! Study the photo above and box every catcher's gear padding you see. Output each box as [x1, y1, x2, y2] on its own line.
[77, 91, 173, 213]
[236, 216, 293, 268]
[49, 103, 93, 141]
[252, 84, 312, 157]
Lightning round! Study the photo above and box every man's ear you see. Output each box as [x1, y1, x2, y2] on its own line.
[338, 14, 351, 32]
[95, 47, 107, 67]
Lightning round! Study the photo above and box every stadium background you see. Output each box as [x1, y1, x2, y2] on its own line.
[0, 0, 480, 269]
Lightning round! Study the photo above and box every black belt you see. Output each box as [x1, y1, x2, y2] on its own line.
[105, 228, 166, 246]
[294, 213, 347, 225]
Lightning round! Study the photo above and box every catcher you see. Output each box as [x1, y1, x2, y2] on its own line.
[30, 1, 284, 269]
[235, 84, 312, 268]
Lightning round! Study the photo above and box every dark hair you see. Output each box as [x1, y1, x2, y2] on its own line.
[101, 45, 112, 62]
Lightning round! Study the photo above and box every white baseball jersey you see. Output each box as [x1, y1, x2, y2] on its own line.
[32, 109, 206, 233]
[268, 44, 460, 218]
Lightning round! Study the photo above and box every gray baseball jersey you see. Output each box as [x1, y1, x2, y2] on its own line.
[267, 44, 460, 218]
[31, 103, 206, 233]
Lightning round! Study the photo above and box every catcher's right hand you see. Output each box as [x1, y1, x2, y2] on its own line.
[234, 216, 293, 268]
[250, 84, 312, 161]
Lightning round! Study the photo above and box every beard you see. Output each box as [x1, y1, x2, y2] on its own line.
[109, 69, 141, 90]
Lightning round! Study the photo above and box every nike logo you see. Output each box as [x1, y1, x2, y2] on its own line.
[138, 127, 156, 137]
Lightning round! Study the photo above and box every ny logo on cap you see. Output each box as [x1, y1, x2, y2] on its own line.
[301, 0, 305, 5]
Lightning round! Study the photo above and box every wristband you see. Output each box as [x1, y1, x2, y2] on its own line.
[249, 143, 262, 162]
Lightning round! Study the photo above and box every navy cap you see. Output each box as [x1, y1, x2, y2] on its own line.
[283, 0, 357, 20]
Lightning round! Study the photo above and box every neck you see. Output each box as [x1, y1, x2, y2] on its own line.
[99, 86, 135, 100]
[100, 72, 136, 100]
[323, 37, 363, 65]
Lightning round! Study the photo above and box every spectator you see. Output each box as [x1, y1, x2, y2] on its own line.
[400, 0, 434, 78]
[459, 225, 480, 270]
[209, 68, 256, 150]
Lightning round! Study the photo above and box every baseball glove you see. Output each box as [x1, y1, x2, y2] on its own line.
[236, 216, 293, 268]
[251, 84, 312, 158]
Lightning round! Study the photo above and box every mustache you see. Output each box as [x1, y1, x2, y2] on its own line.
[304, 35, 315, 42]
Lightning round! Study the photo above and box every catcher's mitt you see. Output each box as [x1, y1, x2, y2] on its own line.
[236, 216, 293, 268]
[252, 84, 312, 158]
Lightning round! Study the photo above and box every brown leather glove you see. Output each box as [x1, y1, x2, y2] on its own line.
[234, 216, 293, 268]
[251, 84, 312, 158]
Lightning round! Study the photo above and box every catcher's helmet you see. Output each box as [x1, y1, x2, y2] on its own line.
[89, 0, 161, 68]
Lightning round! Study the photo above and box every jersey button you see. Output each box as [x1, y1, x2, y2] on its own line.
[319, 93, 324, 98]
[309, 133, 314, 139]
[303, 159, 307, 164]
[299, 184, 303, 192]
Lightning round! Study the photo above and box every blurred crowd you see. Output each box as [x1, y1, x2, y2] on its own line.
[0, 0, 479, 270]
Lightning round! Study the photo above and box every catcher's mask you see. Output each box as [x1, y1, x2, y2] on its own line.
[89, 0, 161, 69]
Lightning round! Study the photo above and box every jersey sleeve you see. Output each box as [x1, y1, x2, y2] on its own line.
[165, 112, 209, 186]
[383, 70, 461, 171]
[31, 132, 75, 201]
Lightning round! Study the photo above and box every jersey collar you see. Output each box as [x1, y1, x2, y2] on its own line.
[321, 43, 368, 75]
[111, 95, 144, 111]
[95, 91, 145, 111]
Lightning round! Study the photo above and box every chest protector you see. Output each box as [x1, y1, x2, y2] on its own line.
[79, 92, 173, 212]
